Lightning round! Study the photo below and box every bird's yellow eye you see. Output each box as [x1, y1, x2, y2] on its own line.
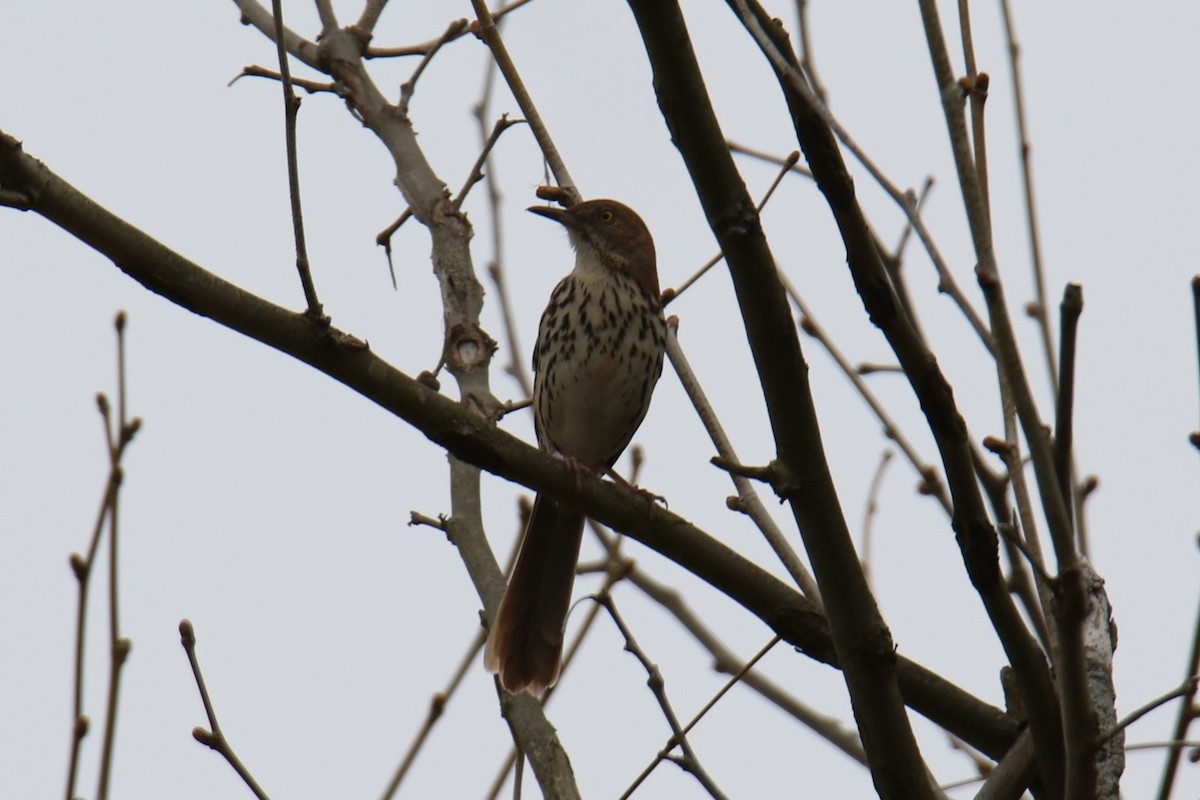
[599, 209, 614, 223]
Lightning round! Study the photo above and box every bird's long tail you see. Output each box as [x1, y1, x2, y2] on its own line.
[483, 494, 586, 696]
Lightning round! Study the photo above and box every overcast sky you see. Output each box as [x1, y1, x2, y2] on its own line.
[3, 1, 1198, 798]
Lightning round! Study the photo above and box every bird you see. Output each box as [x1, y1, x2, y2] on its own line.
[483, 198, 667, 696]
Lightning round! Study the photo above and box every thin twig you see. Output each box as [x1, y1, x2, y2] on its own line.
[726, 140, 813, 178]
[597, 590, 729, 800]
[472, 23, 531, 399]
[1156, 567, 1200, 799]
[981, 437, 1051, 588]
[231, 65, 341, 95]
[924, 0, 1087, 768]
[379, 628, 487, 800]
[916, 0, 1078, 578]
[271, 0, 324, 322]
[95, 313, 137, 800]
[1132, 740, 1200, 753]
[364, 0, 535, 58]
[626, 564, 866, 762]
[995, 516, 1055, 588]
[1053, 284, 1082, 536]
[1098, 676, 1200, 750]
[180, 620, 271, 800]
[999, 0, 1057, 393]
[859, 449, 894, 585]
[65, 316, 140, 800]
[398, 19, 468, 117]
[955, 0, 990, 218]
[375, 210, 413, 290]
[469, 0, 577, 202]
[730, 1, 994, 354]
[945, 0, 1099, 758]
[1190, 275, 1200, 453]
[787, 279, 950, 513]
[451, 115, 523, 208]
[881, 176, 936, 341]
[892, 175, 935, 261]
[665, 325, 820, 599]
[407, 511, 448, 531]
[792, 0, 827, 103]
[667, 151, 800, 304]
[620, 636, 780, 799]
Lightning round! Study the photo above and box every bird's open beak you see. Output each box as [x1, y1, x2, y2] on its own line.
[527, 205, 572, 226]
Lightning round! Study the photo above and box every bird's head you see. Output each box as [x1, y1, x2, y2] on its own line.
[529, 199, 659, 300]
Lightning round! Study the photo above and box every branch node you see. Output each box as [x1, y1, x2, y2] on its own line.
[409, 511, 448, 531]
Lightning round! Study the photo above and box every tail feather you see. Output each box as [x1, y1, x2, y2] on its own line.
[484, 494, 586, 696]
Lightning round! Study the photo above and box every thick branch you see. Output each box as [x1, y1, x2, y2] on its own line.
[729, 4, 1064, 794]
[624, 4, 936, 798]
[0, 129, 1021, 761]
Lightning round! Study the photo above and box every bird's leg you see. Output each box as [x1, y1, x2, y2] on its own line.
[561, 455, 590, 495]
[604, 467, 668, 510]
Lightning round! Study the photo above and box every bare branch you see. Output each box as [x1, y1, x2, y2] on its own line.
[451, 114, 523, 208]
[731, 1, 994, 354]
[619, 631, 779, 799]
[726, 140, 813, 178]
[630, 3, 940, 794]
[1099, 676, 1200, 750]
[791, 0, 827, 103]
[180, 620, 271, 800]
[232, 0, 320, 69]
[379, 628, 487, 799]
[314, 0, 337, 36]
[667, 151, 799, 305]
[270, 0, 325, 322]
[859, 449, 894, 584]
[1190, 275, 1200, 452]
[725, 6, 1062, 790]
[788, 283, 950, 513]
[1053, 284, 1083, 532]
[231, 64, 341, 94]
[364, 0, 535, 58]
[355, 0, 389, 35]
[95, 313, 137, 800]
[593, 593, 729, 800]
[0, 125, 1019, 769]
[398, 19, 468, 117]
[1156, 560, 1200, 799]
[627, 565, 867, 762]
[470, 0, 577, 201]
[64, 317, 140, 800]
[999, 0, 1058, 393]
[667, 325, 819, 600]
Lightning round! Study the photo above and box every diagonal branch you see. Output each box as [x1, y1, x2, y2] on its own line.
[270, 0, 324, 322]
[0, 128, 1019, 762]
[469, 0, 577, 202]
[624, 3, 936, 797]
[726, 3, 1063, 793]
[229, 3, 576, 794]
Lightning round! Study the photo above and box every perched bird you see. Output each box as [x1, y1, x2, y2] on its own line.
[483, 198, 667, 696]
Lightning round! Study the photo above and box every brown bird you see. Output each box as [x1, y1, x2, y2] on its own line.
[483, 198, 667, 696]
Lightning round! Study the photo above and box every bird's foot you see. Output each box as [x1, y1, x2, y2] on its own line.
[606, 468, 668, 511]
